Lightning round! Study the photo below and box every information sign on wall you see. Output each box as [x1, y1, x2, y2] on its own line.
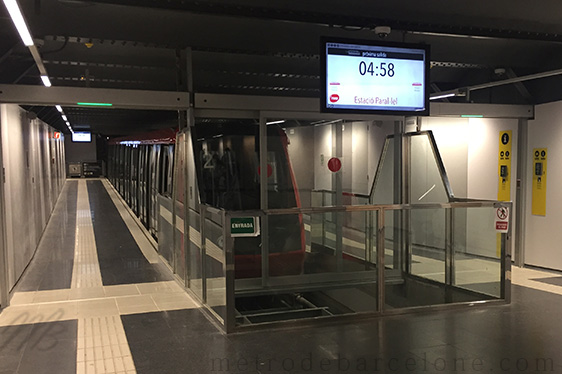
[497, 130, 512, 202]
[230, 217, 260, 237]
[495, 207, 510, 233]
[532, 148, 547, 216]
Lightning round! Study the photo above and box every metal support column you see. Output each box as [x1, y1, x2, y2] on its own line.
[259, 114, 269, 286]
[333, 121, 344, 272]
[393, 120, 404, 271]
[223, 211, 236, 333]
[0, 123, 8, 309]
[445, 208, 455, 301]
[503, 217, 513, 303]
[184, 118, 193, 290]
[200, 204, 207, 302]
[515, 118, 528, 267]
[176, 48, 192, 131]
[376, 209, 386, 312]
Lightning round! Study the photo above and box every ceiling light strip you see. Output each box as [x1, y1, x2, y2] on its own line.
[2, 0, 34, 46]
[76, 102, 113, 107]
[3, 0, 52, 88]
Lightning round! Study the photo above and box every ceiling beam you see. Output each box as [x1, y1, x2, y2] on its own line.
[0, 84, 189, 109]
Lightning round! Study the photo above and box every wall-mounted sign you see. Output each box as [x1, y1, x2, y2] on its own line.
[230, 217, 260, 237]
[532, 148, 547, 216]
[72, 131, 92, 143]
[320, 37, 430, 115]
[53, 132, 61, 139]
[327, 157, 342, 172]
[497, 130, 512, 202]
[495, 207, 510, 233]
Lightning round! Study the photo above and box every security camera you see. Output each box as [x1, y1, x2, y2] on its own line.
[374, 26, 391, 38]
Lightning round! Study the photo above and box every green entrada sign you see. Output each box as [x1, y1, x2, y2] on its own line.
[230, 217, 260, 237]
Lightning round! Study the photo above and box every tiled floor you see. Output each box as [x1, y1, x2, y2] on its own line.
[3, 178, 562, 374]
[0, 179, 198, 374]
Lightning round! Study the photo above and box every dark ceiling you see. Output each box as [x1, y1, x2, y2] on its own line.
[2, 0, 562, 137]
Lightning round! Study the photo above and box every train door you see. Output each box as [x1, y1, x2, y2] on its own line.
[125, 146, 132, 205]
[118, 145, 125, 196]
[160, 145, 174, 197]
[131, 146, 139, 214]
[107, 146, 113, 184]
[138, 146, 148, 228]
[148, 145, 161, 237]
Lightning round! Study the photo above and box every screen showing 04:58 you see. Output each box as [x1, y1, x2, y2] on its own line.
[322, 39, 429, 115]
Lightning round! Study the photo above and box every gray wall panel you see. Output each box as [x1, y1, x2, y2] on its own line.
[0, 104, 66, 291]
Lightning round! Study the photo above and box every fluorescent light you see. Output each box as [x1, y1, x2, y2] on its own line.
[61, 115, 67, 121]
[461, 114, 484, 118]
[266, 120, 286, 125]
[76, 102, 113, 107]
[3, 0, 34, 46]
[55, 105, 63, 112]
[41, 75, 51, 87]
[430, 92, 456, 100]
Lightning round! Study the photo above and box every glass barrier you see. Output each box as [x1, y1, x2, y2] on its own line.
[410, 208, 446, 283]
[157, 195, 174, 266]
[409, 135, 450, 203]
[203, 207, 227, 323]
[187, 208, 203, 300]
[454, 207, 502, 298]
[232, 209, 379, 327]
[220, 201, 509, 331]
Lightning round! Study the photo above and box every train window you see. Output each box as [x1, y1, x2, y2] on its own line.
[193, 122, 259, 210]
[193, 122, 298, 211]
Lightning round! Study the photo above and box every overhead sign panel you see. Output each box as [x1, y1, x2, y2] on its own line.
[321, 37, 430, 115]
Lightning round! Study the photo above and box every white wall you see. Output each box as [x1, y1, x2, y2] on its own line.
[1, 105, 66, 290]
[525, 102, 562, 270]
[421, 117, 519, 257]
[65, 136, 97, 163]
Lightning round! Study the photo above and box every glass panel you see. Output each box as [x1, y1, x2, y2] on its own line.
[409, 134, 450, 203]
[157, 195, 174, 265]
[173, 134, 186, 282]
[233, 210, 378, 327]
[454, 207, 502, 298]
[384, 206, 502, 310]
[204, 210, 226, 322]
[187, 208, 203, 299]
[371, 139, 395, 204]
[384, 208, 448, 309]
[410, 209, 446, 283]
[265, 119, 393, 209]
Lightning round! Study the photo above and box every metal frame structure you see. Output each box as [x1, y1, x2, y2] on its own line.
[0, 84, 190, 110]
[176, 98, 528, 332]
[208, 200, 512, 333]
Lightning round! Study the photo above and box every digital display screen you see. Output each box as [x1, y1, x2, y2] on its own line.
[321, 37, 430, 115]
[72, 132, 92, 143]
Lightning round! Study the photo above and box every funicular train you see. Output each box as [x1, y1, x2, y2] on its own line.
[107, 122, 305, 279]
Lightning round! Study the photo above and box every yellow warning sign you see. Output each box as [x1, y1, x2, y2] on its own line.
[532, 148, 547, 216]
[497, 131, 512, 202]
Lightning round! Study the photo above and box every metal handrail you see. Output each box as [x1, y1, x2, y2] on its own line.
[221, 200, 511, 217]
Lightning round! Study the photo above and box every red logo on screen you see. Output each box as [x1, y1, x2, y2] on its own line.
[329, 94, 340, 103]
